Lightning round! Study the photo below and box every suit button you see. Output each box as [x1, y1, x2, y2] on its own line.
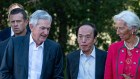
[120, 61, 123, 64]
[133, 62, 136, 64]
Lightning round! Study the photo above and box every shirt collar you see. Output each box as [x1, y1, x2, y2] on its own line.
[29, 33, 44, 48]
[11, 27, 14, 36]
[80, 46, 96, 58]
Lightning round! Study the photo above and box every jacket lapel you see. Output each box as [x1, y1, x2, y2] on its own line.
[73, 50, 80, 79]
[95, 47, 100, 79]
[22, 34, 30, 78]
[40, 39, 50, 78]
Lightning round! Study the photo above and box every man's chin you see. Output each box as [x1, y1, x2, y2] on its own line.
[40, 39, 47, 42]
[81, 49, 88, 52]
[13, 31, 20, 34]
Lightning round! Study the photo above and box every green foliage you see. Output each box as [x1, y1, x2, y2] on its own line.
[0, 0, 140, 53]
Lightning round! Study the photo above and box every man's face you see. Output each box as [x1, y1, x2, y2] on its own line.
[30, 19, 51, 46]
[114, 20, 133, 41]
[77, 25, 96, 54]
[9, 13, 28, 36]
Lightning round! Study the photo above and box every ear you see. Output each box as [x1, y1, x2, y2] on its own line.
[131, 27, 137, 34]
[29, 24, 34, 31]
[76, 37, 79, 43]
[93, 37, 97, 44]
[25, 19, 29, 26]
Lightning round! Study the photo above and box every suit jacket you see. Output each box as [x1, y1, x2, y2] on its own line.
[0, 34, 64, 79]
[66, 47, 107, 79]
[0, 38, 10, 65]
[104, 41, 140, 79]
[0, 27, 11, 42]
[0, 26, 31, 42]
[0, 30, 30, 66]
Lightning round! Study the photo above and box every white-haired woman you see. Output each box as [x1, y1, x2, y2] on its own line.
[104, 10, 140, 79]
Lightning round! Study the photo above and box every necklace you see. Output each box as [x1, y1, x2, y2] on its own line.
[124, 36, 139, 50]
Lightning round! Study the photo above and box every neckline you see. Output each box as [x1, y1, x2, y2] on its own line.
[124, 36, 139, 50]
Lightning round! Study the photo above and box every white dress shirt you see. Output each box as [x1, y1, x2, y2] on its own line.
[28, 34, 44, 79]
[77, 46, 96, 79]
[11, 28, 14, 36]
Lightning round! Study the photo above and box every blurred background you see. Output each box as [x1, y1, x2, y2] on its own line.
[0, 0, 140, 54]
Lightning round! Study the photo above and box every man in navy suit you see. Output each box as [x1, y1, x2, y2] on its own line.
[0, 10, 64, 79]
[0, 8, 30, 65]
[66, 23, 107, 79]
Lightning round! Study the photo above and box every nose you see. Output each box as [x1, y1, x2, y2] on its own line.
[116, 28, 120, 35]
[44, 29, 49, 35]
[14, 21, 18, 27]
[82, 37, 86, 43]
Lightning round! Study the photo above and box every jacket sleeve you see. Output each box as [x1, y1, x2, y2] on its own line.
[66, 55, 71, 79]
[0, 38, 14, 79]
[104, 44, 114, 79]
[53, 44, 64, 79]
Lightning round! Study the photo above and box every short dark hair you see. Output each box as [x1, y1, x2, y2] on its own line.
[10, 8, 27, 20]
[76, 22, 98, 38]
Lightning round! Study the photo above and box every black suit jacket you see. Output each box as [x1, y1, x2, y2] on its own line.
[66, 48, 107, 79]
[0, 34, 64, 79]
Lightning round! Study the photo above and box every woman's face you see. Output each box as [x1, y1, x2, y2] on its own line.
[114, 20, 133, 41]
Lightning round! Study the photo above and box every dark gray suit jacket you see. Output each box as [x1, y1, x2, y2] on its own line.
[0, 30, 30, 66]
[66, 48, 107, 79]
[0, 38, 9, 65]
[0, 27, 11, 42]
[0, 34, 64, 79]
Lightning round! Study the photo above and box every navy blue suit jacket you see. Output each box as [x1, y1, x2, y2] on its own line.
[0, 29, 30, 66]
[0, 27, 11, 42]
[0, 38, 10, 65]
[66, 48, 107, 79]
[0, 34, 64, 79]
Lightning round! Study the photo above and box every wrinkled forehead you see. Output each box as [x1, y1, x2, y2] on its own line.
[114, 20, 127, 27]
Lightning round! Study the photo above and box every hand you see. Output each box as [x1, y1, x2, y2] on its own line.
[121, 74, 131, 79]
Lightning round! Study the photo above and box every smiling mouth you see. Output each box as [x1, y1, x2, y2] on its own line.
[41, 35, 47, 38]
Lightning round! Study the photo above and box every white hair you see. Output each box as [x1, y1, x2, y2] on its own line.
[113, 10, 140, 30]
[29, 10, 52, 27]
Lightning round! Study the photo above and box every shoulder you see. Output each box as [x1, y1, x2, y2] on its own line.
[95, 47, 106, 53]
[13, 35, 27, 41]
[109, 41, 124, 48]
[8, 35, 28, 45]
[0, 27, 11, 37]
[67, 50, 80, 58]
[45, 39, 60, 46]
[0, 27, 11, 34]
[95, 47, 107, 56]
[0, 27, 11, 41]
[107, 41, 124, 55]
[0, 38, 10, 47]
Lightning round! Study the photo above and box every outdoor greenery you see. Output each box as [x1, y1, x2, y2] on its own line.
[0, 0, 140, 54]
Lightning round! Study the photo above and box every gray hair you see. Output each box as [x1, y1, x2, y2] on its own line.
[113, 10, 140, 30]
[29, 10, 52, 26]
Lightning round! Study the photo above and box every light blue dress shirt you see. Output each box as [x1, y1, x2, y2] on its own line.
[77, 46, 95, 79]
